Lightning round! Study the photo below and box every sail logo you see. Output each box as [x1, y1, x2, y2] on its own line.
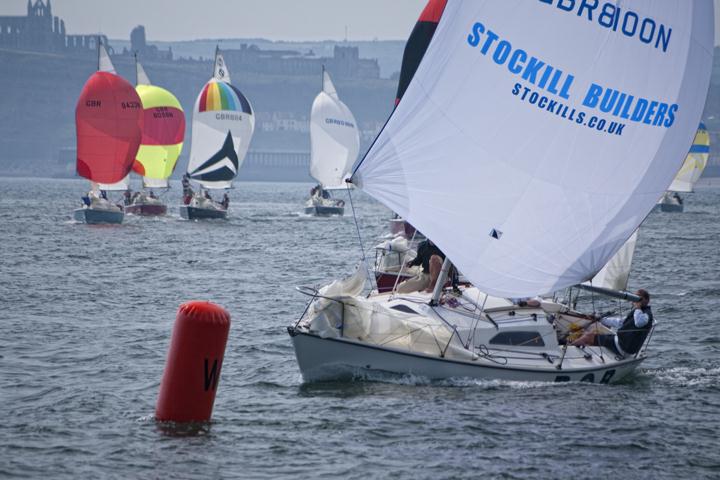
[121, 101, 141, 110]
[467, 22, 574, 100]
[326, 118, 355, 128]
[85, 100, 101, 108]
[538, 0, 672, 53]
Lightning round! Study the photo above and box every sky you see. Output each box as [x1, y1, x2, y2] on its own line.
[1, 0, 719, 44]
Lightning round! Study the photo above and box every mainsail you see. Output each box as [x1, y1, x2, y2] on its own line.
[309, 69, 360, 188]
[353, 1, 715, 298]
[396, 0, 448, 105]
[76, 42, 143, 185]
[187, 48, 255, 189]
[133, 59, 186, 190]
[590, 230, 639, 292]
[668, 123, 711, 193]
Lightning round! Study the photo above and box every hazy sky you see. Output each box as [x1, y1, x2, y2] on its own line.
[1, 0, 719, 44]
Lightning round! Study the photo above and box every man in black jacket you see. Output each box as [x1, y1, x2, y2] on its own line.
[572, 289, 654, 356]
[397, 239, 445, 294]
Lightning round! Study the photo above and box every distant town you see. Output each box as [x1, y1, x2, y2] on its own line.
[0, 0, 718, 180]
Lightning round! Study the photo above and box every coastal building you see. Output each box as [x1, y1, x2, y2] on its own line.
[0, 0, 107, 53]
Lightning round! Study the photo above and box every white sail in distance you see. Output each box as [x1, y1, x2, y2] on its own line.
[353, 0, 715, 298]
[98, 174, 129, 192]
[187, 48, 255, 190]
[668, 123, 711, 193]
[310, 70, 360, 188]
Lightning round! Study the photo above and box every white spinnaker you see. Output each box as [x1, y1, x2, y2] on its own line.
[310, 71, 360, 188]
[353, 0, 714, 298]
[98, 174, 129, 192]
[668, 125, 710, 193]
[187, 50, 255, 190]
[590, 230, 639, 292]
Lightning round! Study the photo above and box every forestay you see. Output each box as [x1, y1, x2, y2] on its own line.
[133, 60, 185, 189]
[353, 0, 714, 297]
[310, 71, 360, 188]
[187, 49, 255, 190]
[668, 123, 711, 193]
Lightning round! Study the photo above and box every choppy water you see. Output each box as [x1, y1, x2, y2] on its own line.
[1, 177, 719, 479]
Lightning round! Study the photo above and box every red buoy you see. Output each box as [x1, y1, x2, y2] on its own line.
[156, 301, 230, 422]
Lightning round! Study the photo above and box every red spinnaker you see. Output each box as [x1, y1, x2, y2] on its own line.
[75, 72, 143, 184]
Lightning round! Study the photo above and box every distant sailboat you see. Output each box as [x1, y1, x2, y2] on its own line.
[74, 40, 142, 224]
[658, 124, 711, 212]
[180, 47, 255, 220]
[124, 57, 186, 216]
[304, 68, 360, 216]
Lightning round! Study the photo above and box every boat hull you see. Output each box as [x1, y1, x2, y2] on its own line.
[124, 203, 167, 216]
[179, 205, 227, 220]
[659, 202, 684, 213]
[73, 208, 124, 225]
[304, 205, 344, 216]
[288, 327, 644, 385]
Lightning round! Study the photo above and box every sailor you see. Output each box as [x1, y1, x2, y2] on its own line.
[321, 188, 331, 199]
[100, 190, 108, 200]
[672, 192, 683, 205]
[571, 289, 654, 356]
[396, 239, 446, 294]
[220, 193, 230, 209]
[123, 189, 132, 206]
[182, 174, 193, 205]
[149, 190, 157, 199]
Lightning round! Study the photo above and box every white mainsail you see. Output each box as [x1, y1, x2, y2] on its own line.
[187, 48, 255, 190]
[668, 123, 711, 193]
[310, 70, 360, 188]
[353, 0, 714, 298]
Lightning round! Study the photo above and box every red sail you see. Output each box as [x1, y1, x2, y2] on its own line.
[395, 0, 448, 105]
[75, 72, 143, 184]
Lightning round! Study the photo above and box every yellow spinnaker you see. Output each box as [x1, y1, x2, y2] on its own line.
[134, 84, 186, 181]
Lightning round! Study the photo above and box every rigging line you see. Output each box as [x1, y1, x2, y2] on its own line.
[346, 183, 374, 289]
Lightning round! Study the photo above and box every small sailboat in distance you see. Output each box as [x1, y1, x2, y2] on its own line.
[657, 123, 711, 212]
[124, 57, 186, 216]
[180, 47, 255, 220]
[74, 40, 142, 224]
[304, 67, 360, 216]
[288, 0, 715, 383]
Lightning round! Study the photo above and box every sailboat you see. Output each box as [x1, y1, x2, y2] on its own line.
[180, 47, 255, 220]
[288, 0, 715, 383]
[124, 58, 186, 216]
[657, 123, 711, 212]
[74, 40, 142, 224]
[304, 68, 360, 216]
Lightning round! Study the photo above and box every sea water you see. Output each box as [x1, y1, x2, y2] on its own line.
[1, 177, 718, 479]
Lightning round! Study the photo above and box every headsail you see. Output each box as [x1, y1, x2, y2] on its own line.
[668, 123, 711, 193]
[187, 47, 255, 189]
[309, 69, 360, 188]
[133, 59, 186, 190]
[590, 230, 639, 292]
[76, 41, 143, 185]
[353, 1, 715, 298]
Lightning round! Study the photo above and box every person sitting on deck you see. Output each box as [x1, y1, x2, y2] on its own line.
[396, 239, 446, 294]
[571, 289, 654, 357]
[123, 189, 132, 206]
[148, 190, 157, 199]
[220, 193, 230, 209]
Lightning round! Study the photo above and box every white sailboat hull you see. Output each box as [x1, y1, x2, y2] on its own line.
[288, 327, 644, 385]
